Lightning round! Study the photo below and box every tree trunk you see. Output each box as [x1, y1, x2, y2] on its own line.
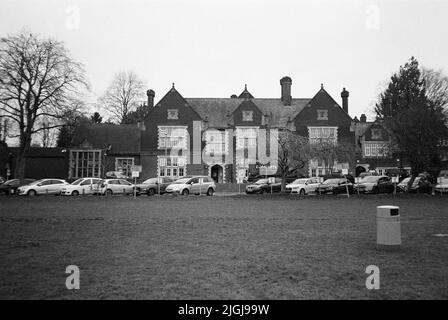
[281, 173, 287, 193]
[14, 136, 31, 180]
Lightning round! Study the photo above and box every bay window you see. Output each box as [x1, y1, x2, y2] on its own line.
[158, 126, 188, 149]
[158, 156, 187, 178]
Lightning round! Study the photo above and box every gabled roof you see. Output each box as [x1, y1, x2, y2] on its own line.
[70, 124, 141, 154]
[238, 84, 254, 99]
[294, 86, 351, 121]
[185, 97, 310, 128]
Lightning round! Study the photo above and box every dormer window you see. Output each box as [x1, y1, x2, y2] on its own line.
[317, 109, 328, 120]
[242, 111, 253, 122]
[371, 129, 383, 140]
[167, 109, 178, 120]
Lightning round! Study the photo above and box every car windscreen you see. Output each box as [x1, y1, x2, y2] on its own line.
[174, 178, 191, 184]
[400, 177, 419, 185]
[27, 179, 45, 185]
[361, 176, 380, 183]
[255, 179, 269, 184]
[71, 179, 83, 185]
[322, 179, 341, 184]
[292, 179, 307, 185]
[143, 178, 158, 184]
[3, 179, 18, 185]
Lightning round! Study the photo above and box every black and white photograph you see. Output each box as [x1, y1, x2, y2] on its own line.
[0, 0, 447, 308]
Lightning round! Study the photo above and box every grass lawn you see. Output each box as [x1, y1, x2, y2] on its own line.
[0, 194, 447, 299]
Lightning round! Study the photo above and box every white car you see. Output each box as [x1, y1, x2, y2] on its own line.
[93, 178, 135, 195]
[165, 176, 216, 196]
[17, 179, 69, 196]
[435, 177, 448, 193]
[61, 177, 103, 196]
[285, 178, 320, 195]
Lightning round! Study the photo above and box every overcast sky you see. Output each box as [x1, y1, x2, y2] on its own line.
[1, 0, 447, 120]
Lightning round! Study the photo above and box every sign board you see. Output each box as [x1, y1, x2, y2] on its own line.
[131, 171, 140, 178]
[438, 177, 444, 184]
[133, 165, 142, 172]
[392, 176, 399, 183]
[236, 177, 244, 184]
[318, 177, 324, 183]
[268, 177, 276, 184]
[355, 177, 362, 184]
[342, 169, 348, 175]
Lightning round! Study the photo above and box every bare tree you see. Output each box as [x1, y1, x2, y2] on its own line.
[277, 131, 311, 192]
[100, 71, 145, 123]
[0, 31, 88, 179]
[422, 67, 448, 118]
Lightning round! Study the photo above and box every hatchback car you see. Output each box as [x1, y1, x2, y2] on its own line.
[397, 176, 432, 194]
[135, 177, 175, 196]
[165, 176, 216, 196]
[245, 178, 282, 194]
[316, 178, 354, 194]
[93, 179, 135, 195]
[355, 175, 394, 194]
[0, 179, 35, 195]
[61, 177, 103, 196]
[285, 178, 319, 195]
[17, 179, 69, 196]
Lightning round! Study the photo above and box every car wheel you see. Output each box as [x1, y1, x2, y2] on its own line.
[206, 188, 214, 196]
[260, 189, 266, 194]
[299, 189, 306, 195]
[373, 186, 379, 194]
[106, 189, 113, 196]
[147, 188, 155, 196]
[72, 190, 79, 196]
[27, 190, 37, 196]
[181, 189, 189, 196]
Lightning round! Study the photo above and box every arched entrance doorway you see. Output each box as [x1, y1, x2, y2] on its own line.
[356, 165, 367, 177]
[210, 164, 223, 183]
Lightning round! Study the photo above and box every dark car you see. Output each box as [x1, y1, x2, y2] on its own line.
[355, 175, 395, 194]
[397, 176, 432, 194]
[245, 178, 282, 194]
[135, 177, 175, 196]
[0, 179, 35, 195]
[316, 178, 354, 194]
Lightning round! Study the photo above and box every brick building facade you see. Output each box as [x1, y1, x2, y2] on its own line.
[68, 76, 356, 182]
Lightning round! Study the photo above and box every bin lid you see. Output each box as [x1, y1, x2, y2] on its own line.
[377, 205, 400, 218]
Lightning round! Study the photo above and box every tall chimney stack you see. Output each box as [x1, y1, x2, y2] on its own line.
[146, 89, 155, 108]
[280, 76, 292, 106]
[341, 87, 349, 114]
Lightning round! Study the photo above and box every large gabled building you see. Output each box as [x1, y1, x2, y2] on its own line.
[69, 76, 356, 182]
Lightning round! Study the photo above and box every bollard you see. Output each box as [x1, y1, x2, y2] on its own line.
[377, 205, 401, 247]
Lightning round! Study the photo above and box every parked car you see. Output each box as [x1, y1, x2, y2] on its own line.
[0, 179, 35, 195]
[135, 177, 175, 196]
[285, 178, 320, 195]
[355, 175, 395, 194]
[397, 176, 432, 194]
[245, 178, 282, 194]
[17, 179, 69, 196]
[105, 171, 129, 179]
[434, 177, 448, 194]
[93, 179, 135, 195]
[316, 178, 354, 194]
[61, 177, 103, 196]
[165, 176, 216, 196]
